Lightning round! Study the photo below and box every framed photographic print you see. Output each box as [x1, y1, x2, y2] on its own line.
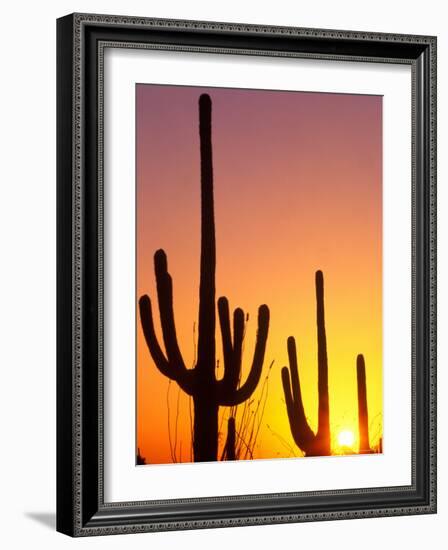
[56, 13, 437, 536]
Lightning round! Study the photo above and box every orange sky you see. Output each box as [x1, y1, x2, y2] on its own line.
[136, 84, 382, 464]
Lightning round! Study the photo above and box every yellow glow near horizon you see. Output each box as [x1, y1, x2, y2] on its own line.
[337, 430, 355, 449]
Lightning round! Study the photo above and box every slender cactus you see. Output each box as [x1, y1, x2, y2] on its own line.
[356, 354, 371, 454]
[139, 94, 270, 462]
[281, 270, 331, 456]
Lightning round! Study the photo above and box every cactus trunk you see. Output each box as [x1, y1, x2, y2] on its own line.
[197, 94, 216, 380]
[193, 94, 218, 462]
[193, 395, 219, 462]
[225, 417, 236, 460]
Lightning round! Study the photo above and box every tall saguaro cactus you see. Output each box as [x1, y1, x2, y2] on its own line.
[281, 270, 331, 456]
[139, 94, 270, 462]
[356, 354, 371, 454]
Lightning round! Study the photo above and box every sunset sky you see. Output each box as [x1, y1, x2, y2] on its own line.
[136, 84, 383, 464]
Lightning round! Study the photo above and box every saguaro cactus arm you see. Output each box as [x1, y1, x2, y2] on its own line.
[153, 249, 187, 370]
[219, 304, 270, 406]
[281, 336, 316, 449]
[139, 295, 172, 377]
[217, 296, 245, 395]
[139, 259, 194, 396]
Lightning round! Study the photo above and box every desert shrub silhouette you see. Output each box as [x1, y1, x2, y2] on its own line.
[139, 94, 270, 462]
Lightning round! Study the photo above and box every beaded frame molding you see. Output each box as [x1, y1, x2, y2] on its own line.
[56, 13, 437, 537]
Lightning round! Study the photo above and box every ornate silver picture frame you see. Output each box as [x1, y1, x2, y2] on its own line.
[57, 13, 436, 536]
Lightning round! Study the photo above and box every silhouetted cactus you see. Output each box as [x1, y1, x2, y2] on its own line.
[136, 448, 146, 465]
[139, 94, 270, 462]
[356, 354, 371, 454]
[281, 270, 331, 456]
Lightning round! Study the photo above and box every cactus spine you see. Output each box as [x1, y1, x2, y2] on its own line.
[281, 270, 331, 456]
[139, 94, 270, 462]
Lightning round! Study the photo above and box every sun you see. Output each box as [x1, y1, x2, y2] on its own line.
[337, 429, 355, 448]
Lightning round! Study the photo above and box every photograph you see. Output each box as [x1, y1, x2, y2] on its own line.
[136, 84, 383, 465]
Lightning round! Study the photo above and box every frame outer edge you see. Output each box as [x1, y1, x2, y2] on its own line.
[56, 13, 76, 537]
[428, 35, 437, 514]
[72, 11, 435, 44]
